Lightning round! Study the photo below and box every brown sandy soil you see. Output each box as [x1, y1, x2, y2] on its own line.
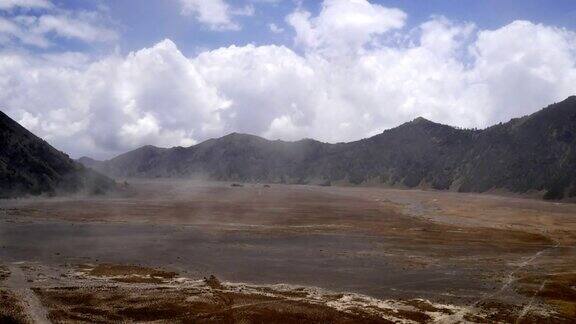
[34, 286, 389, 323]
[0, 181, 560, 253]
[82, 264, 178, 284]
[0, 289, 30, 324]
[0, 265, 9, 281]
[334, 186, 576, 245]
[515, 272, 576, 319]
[1, 263, 50, 323]
[21, 263, 558, 323]
[1, 180, 576, 322]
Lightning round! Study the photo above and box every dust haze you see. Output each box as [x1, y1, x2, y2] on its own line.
[1, 180, 575, 323]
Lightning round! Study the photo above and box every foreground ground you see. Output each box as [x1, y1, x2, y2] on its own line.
[1, 180, 575, 323]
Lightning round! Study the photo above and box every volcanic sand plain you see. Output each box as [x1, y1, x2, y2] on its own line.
[1, 180, 575, 323]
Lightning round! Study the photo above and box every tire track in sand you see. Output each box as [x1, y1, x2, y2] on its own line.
[433, 243, 559, 323]
[3, 263, 50, 324]
[514, 279, 547, 324]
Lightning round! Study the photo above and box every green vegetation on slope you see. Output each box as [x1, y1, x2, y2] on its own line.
[0, 111, 114, 198]
[86, 97, 576, 200]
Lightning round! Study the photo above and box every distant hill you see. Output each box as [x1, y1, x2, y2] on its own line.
[76, 156, 102, 169]
[81, 96, 576, 200]
[0, 111, 115, 198]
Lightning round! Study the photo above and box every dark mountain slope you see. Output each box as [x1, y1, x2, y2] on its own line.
[84, 96, 576, 200]
[76, 156, 102, 169]
[0, 111, 115, 198]
[175, 134, 328, 182]
[96, 133, 329, 181]
[306, 117, 477, 187]
[94, 145, 168, 178]
[455, 96, 576, 198]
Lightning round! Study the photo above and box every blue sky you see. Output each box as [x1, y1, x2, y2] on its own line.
[8, 0, 576, 55]
[1, 0, 576, 158]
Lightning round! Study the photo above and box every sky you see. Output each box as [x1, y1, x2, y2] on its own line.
[1, 0, 576, 159]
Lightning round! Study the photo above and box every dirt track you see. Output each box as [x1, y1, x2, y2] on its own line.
[1, 180, 575, 322]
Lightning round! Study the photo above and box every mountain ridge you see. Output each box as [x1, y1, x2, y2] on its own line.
[80, 96, 576, 200]
[0, 111, 115, 198]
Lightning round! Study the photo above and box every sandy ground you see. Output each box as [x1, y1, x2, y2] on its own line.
[0, 180, 575, 323]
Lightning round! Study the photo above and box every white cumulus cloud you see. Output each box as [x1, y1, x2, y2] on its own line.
[287, 0, 407, 56]
[269, 23, 284, 34]
[0, 0, 51, 10]
[0, 40, 230, 157]
[1, 0, 576, 160]
[179, 0, 253, 31]
[0, 0, 117, 47]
